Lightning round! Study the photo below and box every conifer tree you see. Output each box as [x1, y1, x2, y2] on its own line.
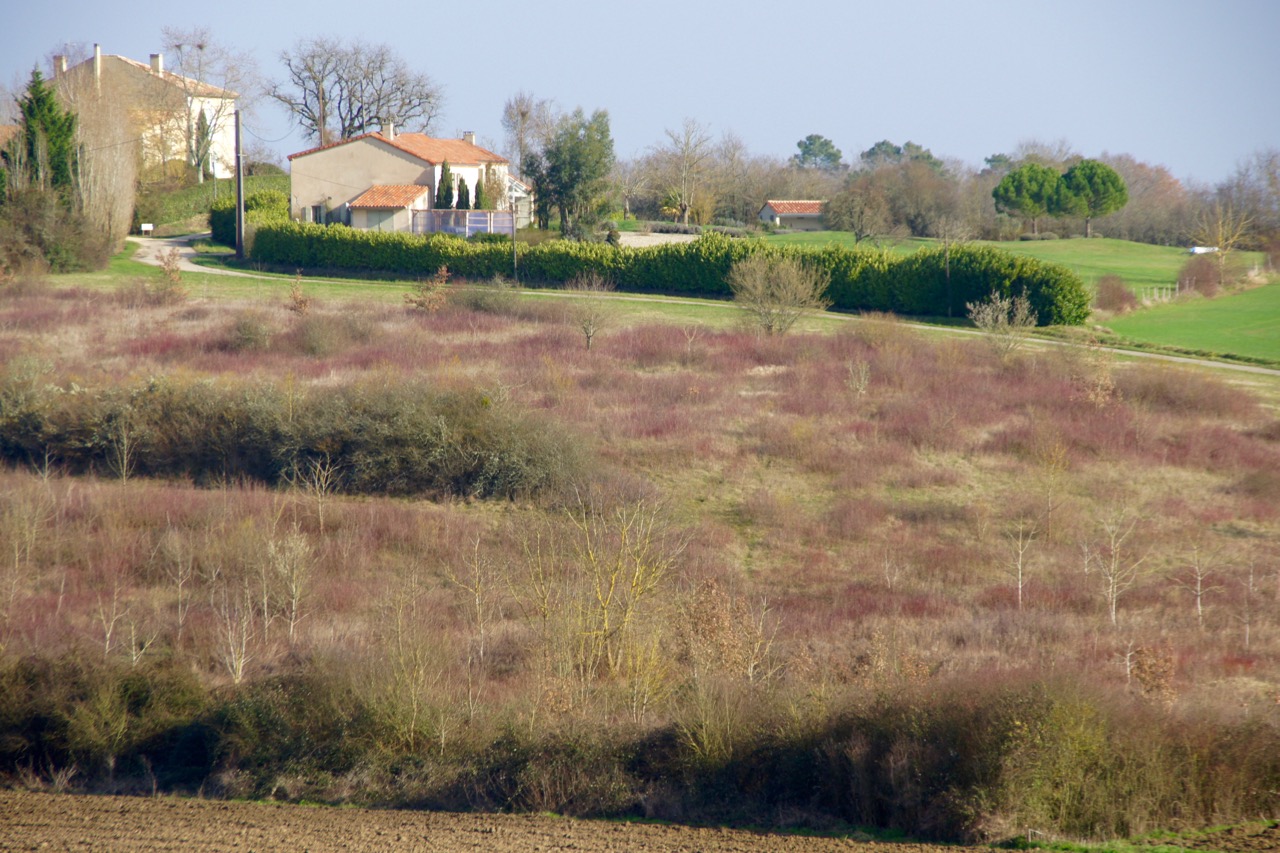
[434, 160, 454, 208]
[457, 176, 470, 210]
[473, 172, 486, 210]
[7, 69, 78, 194]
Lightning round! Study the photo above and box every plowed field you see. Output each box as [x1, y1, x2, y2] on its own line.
[0, 790, 970, 852]
[3, 791, 1274, 851]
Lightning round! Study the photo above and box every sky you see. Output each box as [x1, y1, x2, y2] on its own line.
[2, 0, 1277, 185]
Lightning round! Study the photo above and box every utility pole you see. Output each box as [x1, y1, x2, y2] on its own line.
[234, 109, 245, 260]
[510, 185, 518, 282]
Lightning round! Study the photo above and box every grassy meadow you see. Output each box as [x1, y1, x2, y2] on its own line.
[1, 252, 1279, 844]
[767, 232, 1267, 293]
[1104, 282, 1280, 363]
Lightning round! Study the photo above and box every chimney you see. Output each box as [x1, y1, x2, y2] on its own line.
[150, 53, 163, 75]
[93, 44, 102, 85]
[385, 121, 395, 140]
[463, 131, 475, 146]
[53, 55, 66, 78]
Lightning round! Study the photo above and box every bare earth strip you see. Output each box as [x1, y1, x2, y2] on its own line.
[0, 790, 978, 852]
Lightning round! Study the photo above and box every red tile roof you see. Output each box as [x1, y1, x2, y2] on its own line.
[348, 185, 432, 209]
[388, 133, 506, 166]
[763, 200, 825, 215]
[289, 132, 507, 166]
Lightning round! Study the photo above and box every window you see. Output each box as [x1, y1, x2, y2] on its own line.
[311, 205, 324, 225]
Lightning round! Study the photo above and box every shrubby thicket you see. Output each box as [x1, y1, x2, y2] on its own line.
[0, 375, 580, 499]
[2, 657, 1275, 843]
[251, 224, 1090, 325]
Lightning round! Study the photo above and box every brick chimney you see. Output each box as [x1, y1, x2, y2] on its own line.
[53, 55, 67, 78]
[463, 131, 476, 146]
[150, 53, 163, 75]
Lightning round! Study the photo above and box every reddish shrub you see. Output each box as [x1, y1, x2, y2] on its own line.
[1178, 254, 1222, 296]
[1115, 366, 1258, 419]
[1093, 274, 1138, 313]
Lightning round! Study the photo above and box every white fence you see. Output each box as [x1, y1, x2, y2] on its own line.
[412, 210, 515, 238]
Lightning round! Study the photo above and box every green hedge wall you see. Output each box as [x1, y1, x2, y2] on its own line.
[250, 224, 1090, 325]
[210, 190, 291, 247]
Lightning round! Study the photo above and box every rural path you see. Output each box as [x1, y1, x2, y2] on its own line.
[128, 233, 261, 278]
[127, 233, 1280, 379]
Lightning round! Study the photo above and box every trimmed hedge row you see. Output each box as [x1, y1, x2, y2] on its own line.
[0, 376, 582, 500]
[210, 190, 291, 247]
[251, 223, 1090, 325]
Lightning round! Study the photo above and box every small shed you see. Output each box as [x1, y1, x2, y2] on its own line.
[759, 200, 826, 231]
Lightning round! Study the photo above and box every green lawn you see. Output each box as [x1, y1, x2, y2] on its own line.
[1105, 281, 1280, 363]
[73, 239, 1279, 366]
[765, 232, 1265, 295]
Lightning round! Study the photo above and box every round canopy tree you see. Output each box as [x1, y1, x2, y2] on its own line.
[1056, 159, 1129, 238]
[992, 162, 1061, 235]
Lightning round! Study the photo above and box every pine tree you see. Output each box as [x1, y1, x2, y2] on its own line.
[434, 160, 454, 209]
[457, 176, 470, 210]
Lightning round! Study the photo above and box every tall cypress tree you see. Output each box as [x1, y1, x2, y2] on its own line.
[457, 176, 470, 210]
[13, 68, 78, 194]
[435, 160, 454, 209]
[473, 171, 487, 211]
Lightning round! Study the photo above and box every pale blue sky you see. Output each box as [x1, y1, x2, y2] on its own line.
[3, 0, 1276, 184]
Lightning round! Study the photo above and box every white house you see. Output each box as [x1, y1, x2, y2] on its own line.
[288, 130, 521, 233]
[759, 200, 826, 231]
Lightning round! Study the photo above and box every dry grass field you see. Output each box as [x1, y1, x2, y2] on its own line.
[1, 272, 1278, 844]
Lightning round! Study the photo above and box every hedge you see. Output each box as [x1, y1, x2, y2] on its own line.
[210, 190, 291, 247]
[250, 223, 1090, 325]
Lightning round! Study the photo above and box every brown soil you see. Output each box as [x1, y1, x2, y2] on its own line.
[0, 790, 979, 852]
[1165, 821, 1280, 853]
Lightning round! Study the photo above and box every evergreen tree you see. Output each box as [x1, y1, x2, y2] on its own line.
[457, 176, 470, 210]
[473, 172, 487, 210]
[1055, 159, 1128, 238]
[435, 160, 454, 208]
[8, 69, 78, 194]
[992, 163, 1061, 235]
[195, 111, 213, 182]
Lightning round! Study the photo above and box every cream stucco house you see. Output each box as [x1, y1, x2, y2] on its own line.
[288, 130, 526, 233]
[53, 45, 238, 180]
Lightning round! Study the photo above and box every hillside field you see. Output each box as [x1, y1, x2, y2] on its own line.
[1, 253, 1279, 845]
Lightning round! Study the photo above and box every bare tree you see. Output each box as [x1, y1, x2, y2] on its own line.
[266, 525, 312, 646]
[824, 171, 891, 242]
[1193, 200, 1254, 287]
[651, 118, 714, 224]
[729, 253, 831, 336]
[1170, 546, 1222, 632]
[501, 90, 556, 178]
[1084, 508, 1150, 627]
[564, 272, 615, 351]
[1003, 518, 1037, 611]
[272, 37, 443, 144]
[160, 26, 258, 182]
[53, 59, 137, 250]
[966, 290, 1037, 360]
[609, 158, 649, 221]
